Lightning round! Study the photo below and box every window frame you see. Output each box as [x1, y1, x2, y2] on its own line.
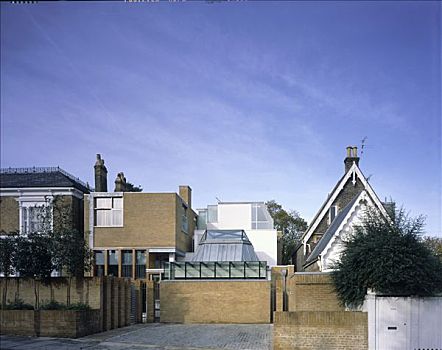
[94, 196, 124, 227]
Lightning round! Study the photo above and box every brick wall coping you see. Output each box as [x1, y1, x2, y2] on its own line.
[274, 311, 367, 326]
[160, 279, 270, 283]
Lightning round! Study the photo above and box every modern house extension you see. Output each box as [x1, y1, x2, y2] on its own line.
[194, 202, 280, 266]
[86, 154, 197, 280]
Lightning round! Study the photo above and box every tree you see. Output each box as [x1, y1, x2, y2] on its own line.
[14, 232, 54, 309]
[52, 228, 93, 305]
[331, 207, 442, 308]
[0, 232, 18, 308]
[125, 181, 142, 192]
[422, 236, 442, 261]
[5, 198, 93, 308]
[52, 229, 93, 277]
[266, 200, 308, 265]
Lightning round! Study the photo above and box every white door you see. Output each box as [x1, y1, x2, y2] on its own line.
[376, 297, 410, 350]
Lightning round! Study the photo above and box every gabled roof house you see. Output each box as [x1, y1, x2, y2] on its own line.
[295, 146, 393, 272]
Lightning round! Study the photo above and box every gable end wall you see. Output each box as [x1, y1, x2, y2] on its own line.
[311, 176, 365, 243]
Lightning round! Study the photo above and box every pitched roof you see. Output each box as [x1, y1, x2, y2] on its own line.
[0, 167, 90, 193]
[302, 162, 389, 245]
[305, 193, 360, 265]
[191, 229, 260, 262]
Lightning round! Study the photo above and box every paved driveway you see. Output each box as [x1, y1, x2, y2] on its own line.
[0, 323, 272, 350]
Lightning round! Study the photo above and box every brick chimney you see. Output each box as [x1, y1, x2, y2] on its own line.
[114, 172, 126, 192]
[94, 154, 108, 192]
[179, 185, 192, 208]
[344, 146, 360, 173]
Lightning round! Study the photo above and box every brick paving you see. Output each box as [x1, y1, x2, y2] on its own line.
[0, 323, 272, 350]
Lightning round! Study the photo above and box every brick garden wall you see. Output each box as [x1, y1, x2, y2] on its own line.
[287, 273, 343, 311]
[0, 277, 102, 309]
[0, 310, 101, 338]
[160, 280, 271, 324]
[272, 272, 368, 350]
[273, 311, 368, 350]
[0, 277, 135, 336]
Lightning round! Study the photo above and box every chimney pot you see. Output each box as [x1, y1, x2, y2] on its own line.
[94, 154, 108, 192]
[114, 172, 127, 192]
[344, 146, 360, 173]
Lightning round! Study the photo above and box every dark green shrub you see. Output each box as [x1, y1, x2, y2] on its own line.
[39, 300, 66, 310]
[4, 298, 34, 310]
[66, 302, 91, 311]
[331, 207, 442, 308]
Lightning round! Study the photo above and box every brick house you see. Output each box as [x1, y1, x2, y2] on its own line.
[295, 146, 393, 272]
[85, 155, 197, 280]
[0, 167, 90, 235]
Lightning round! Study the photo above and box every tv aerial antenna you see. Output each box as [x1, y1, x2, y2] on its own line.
[361, 136, 368, 157]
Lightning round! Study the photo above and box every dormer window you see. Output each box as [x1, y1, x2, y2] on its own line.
[328, 205, 339, 224]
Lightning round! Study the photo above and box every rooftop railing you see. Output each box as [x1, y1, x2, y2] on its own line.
[0, 167, 91, 190]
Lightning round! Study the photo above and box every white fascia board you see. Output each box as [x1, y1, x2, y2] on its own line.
[89, 192, 124, 197]
[302, 163, 359, 244]
[353, 166, 390, 220]
[302, 163, 389, 245]
[319, 191, 370, 262]
[0, 187, 84, 199]
[91, 247, 186, 256]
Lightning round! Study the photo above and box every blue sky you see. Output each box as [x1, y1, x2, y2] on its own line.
[1, 1, 441, 235]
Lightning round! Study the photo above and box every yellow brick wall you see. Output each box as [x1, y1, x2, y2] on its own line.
[160, 280, 271, 324]
[86, 192, 196, 257]
[0, 277, 136, 333]
[146, 280, 155, 323]
[273, 311, 368, 350]
[174, 196, 196, 253]
[0, 278, 102, 310]
[92, 193, 177, 247]
[271, 266, 295, 312]
[288, 273, 343, 312]
[0, 196, 19, 232]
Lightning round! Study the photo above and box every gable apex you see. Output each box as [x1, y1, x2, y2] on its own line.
[302, 162, 388, 245]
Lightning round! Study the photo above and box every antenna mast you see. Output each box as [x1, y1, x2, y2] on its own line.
[361, 136, 368, 156]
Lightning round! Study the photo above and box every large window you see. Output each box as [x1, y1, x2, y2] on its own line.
[251, 203, 273, 230]
[207, 205, 218, 223]
[122, 250, 133, 278]
[197, 209, 207, 230]
[94, 251, 104, 277]
[136, 250, 146, 279]
[108, 250, 119, 276]
[21, 205, 49, 234]
[94, 197, 123, 227]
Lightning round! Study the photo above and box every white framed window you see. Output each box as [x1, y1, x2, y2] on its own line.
[94, 197, 123, 227]
[207, 205, 218, 223]
[21, 205, 47, 234]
